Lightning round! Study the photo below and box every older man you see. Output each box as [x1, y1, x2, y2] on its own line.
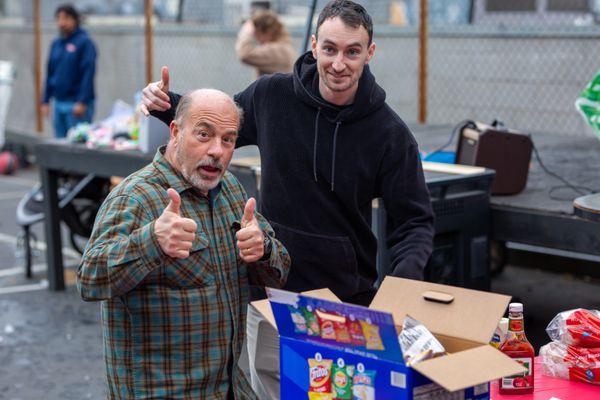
[77, 89, 290, 399]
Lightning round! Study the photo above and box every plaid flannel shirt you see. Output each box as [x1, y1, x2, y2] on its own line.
[77, 148, 290, 399]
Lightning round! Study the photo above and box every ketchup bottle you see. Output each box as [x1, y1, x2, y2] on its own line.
[499, 303, 535, 394]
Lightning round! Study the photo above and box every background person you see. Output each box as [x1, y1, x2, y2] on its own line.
[78, 89, 290, 399]
[41, 4, 96, 138]
[235, 10, 297, 77]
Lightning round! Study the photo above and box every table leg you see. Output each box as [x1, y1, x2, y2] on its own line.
[41, 167, 65, 290]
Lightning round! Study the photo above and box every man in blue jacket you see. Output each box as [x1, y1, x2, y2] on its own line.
[41, 4, 96, 138]
[141, 1, 434, 396]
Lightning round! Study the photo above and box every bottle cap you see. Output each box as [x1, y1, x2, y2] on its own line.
[509, 302, 523, 313]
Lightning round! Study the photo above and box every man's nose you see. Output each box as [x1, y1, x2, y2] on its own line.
[332, 53, 346, 72]
[207, 139, 224, 158]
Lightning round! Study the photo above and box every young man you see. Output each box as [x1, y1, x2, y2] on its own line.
[78, 89, 290, 399]
[142, 1, 434, 305]
[41, 4, 96, 138]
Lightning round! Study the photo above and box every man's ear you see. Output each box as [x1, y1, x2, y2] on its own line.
[311, 34, 318, 58]
[169, 120, 180, 144]
[365, 42, 376, 64]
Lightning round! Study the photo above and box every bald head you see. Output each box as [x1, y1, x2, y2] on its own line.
[174, 89, 243, 130]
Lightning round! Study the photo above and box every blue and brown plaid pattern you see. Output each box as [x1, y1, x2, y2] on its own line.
[78, 147, 290, 399]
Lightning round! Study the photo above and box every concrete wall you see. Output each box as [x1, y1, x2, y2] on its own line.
[1, 24, 598, 138]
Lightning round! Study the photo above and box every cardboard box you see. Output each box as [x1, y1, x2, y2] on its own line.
[260, 277, 526, 400]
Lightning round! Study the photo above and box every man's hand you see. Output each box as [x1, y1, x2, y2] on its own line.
[72, 102, 87, 117]
[140, 66, 171, 116]
[236, 198, 265, 263]
[240, 19, 255, 36]
[40, 103, 50, 118]
[154, 188, 198, 259]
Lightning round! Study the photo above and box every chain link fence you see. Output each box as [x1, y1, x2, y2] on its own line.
[0, 0, 599, 137]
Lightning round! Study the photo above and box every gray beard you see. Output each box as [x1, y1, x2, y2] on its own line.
[176, 143, 224, 193]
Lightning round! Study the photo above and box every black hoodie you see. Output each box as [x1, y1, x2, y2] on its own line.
[152, 52, 434, 305]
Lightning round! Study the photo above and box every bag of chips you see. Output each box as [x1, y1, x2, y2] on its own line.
[302, 306, 321, 336]
[398, 315, 445, 366]
[332, 363, 354, 399]
[316, 309, 338, 340]
[347, 314, 366, 346]
[308, 358, 333, 397]
[352, 369, 376, 400]
[288, 305, 307, 334]
[359, 320, 384, 350]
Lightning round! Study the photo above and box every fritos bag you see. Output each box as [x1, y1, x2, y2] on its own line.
[308, 358, 333, 396]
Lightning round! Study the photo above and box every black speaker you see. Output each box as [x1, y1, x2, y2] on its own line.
[456, 122, 533, 195]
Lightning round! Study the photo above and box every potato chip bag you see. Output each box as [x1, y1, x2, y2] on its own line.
[352, 370, 376, 400]
[302, 306, 321, 336]
[347, 315, 366, 346]
[288, 305, 307, 334]
[360, 320, 384, 350]
[316, 309, 340, 341]
[333, 320, 351, 344]
[332, 364, 354, 399]
[308, 358, 333, 394]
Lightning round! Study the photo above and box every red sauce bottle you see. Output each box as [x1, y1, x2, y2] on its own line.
[499, 303, 535, 394]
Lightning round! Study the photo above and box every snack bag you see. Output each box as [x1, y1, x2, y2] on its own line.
[289, 305, 308, 334]
[334, 319, 351, 344]
[540, 341, 600, 385]
[546, 309, 600, 347]
[309, 358, 333, 396]
[303, 306, 321, 336]
[398, 315, 445, 366]
[359, 319, 384, 351]
[332, 363, 354, 399]
[316, 309, 338, 340]
[347, 315, 366, 346]
[352, 369, 376, 400]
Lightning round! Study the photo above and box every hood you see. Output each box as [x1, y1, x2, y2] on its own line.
[292, 51, 386, 192]
[292, 51, 386, 123]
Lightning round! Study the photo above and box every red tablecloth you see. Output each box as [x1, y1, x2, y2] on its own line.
[491, 357, 599, 399]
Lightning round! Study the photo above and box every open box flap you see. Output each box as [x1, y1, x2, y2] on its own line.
[370, 277, 511, 344]
[251, 288, 340, 330]
[267, 288, 402, 363]
[412, 345, 527, 392]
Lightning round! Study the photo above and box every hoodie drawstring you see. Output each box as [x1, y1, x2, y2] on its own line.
[330, 121, 341, 192]
[313, 108, 321, 182]
[313, 108, 341, 192]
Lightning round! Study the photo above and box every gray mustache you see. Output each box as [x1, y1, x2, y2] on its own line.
[196, 158, 224, 170]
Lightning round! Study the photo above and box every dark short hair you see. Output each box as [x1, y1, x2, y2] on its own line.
[316, 0, 373, 45]
[55, 4, 81, 26]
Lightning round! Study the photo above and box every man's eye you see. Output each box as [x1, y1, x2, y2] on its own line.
[223, 136, 236, 144]
[197, 131, 209, 139]
[323, 47, 335, 54]
[348, 49, 359, 56]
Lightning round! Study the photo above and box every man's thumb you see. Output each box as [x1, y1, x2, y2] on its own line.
[242, 198, 256, 225]
[160, 66, 170, 91]
[164, 188, 181, 215]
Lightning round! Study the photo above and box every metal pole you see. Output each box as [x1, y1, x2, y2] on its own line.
[301, 0, 318, 54]
[33, 0, 43, 134]
[145, 0, 154, 84]
[418, 0, 428, 124]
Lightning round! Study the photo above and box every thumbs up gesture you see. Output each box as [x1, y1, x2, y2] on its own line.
[155, 188, 198, 259]
[236, 198, 265, 263]
[140, 66, 171, 116]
